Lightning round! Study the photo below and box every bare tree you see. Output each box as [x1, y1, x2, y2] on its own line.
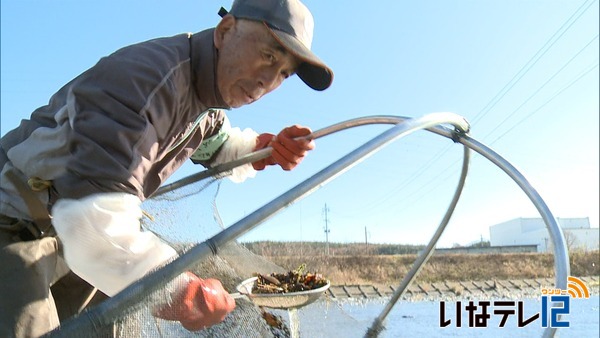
[547, 230, 579, 253]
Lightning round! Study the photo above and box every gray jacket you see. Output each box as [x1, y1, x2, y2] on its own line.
[1, 28, 231, 220]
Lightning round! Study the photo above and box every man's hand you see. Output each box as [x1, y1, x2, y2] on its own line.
[153, 272, 235, 331]
[252, 125, 315, 171]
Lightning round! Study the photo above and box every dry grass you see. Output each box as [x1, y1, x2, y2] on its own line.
[259, 251, 599, 286]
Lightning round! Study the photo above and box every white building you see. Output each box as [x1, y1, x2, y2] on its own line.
[489, 217, 599, 253]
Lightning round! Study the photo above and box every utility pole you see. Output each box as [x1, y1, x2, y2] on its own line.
[323, 204, 330, 256]
[365, 226, 368, 255]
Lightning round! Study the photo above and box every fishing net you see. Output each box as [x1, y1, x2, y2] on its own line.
[53, 114, 570, 338]
[74, 175, 293, 337]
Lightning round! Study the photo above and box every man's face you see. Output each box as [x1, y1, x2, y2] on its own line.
[214, 17, 300, 108]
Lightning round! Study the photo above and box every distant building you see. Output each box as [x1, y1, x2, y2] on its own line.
[489, 217, 599, 253]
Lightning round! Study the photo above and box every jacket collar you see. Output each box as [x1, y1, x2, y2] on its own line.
[190, 29, 230, 109]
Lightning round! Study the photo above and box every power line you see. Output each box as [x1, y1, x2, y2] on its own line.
[374, 1, 597, 212]
[470, 0, 597, 126]
[323, 1, 598, 222]
[341, 142, 452, 217]
[385, 60, 599, 216]
[483, 34, 599, 143]
[490, 61, 599, 145]
[336, 56, 599, 221]
[340, 0, 597, 218]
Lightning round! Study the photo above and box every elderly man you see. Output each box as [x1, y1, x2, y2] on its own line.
[0, 0, 333, 336]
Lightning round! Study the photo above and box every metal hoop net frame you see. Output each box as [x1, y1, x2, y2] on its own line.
[44, 113, 569, 338]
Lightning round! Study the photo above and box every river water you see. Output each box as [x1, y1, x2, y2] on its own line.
[272, 296, 599, 338]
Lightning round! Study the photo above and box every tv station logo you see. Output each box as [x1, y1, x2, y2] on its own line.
[439, 276, 590, 329]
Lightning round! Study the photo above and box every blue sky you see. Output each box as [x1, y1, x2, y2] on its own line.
[1, 1, 598, 247]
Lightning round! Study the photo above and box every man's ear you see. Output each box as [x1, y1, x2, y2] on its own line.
[214, 15, 236, 49]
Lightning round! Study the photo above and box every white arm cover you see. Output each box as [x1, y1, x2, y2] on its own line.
[212, 117, 260, 183]
[51, 193, 177, 296]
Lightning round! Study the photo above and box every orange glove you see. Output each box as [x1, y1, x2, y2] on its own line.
[153, 272, 235, 331]
[252, 125, 315, 171]
[252, 133, 277, 170]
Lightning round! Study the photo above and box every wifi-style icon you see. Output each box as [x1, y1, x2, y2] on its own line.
[567, 276, 590, 299]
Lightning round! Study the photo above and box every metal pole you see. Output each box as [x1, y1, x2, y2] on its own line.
[45, 113, 470, 337]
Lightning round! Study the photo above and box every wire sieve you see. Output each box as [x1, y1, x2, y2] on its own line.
[231, 276, 331, 309]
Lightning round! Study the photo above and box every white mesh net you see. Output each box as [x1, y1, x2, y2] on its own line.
[94, 176, 292, 337]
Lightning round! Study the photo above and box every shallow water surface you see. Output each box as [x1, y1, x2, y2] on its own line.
[273, 296, 599, 338]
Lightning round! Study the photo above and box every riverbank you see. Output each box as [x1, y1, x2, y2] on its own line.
[327, 276, 600, 302]
[257, 250, 599, 285]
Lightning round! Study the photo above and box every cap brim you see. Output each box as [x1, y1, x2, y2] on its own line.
[266, 25, 333, 91]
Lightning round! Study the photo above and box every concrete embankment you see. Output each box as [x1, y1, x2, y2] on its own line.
[329, 276, 599, 301]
